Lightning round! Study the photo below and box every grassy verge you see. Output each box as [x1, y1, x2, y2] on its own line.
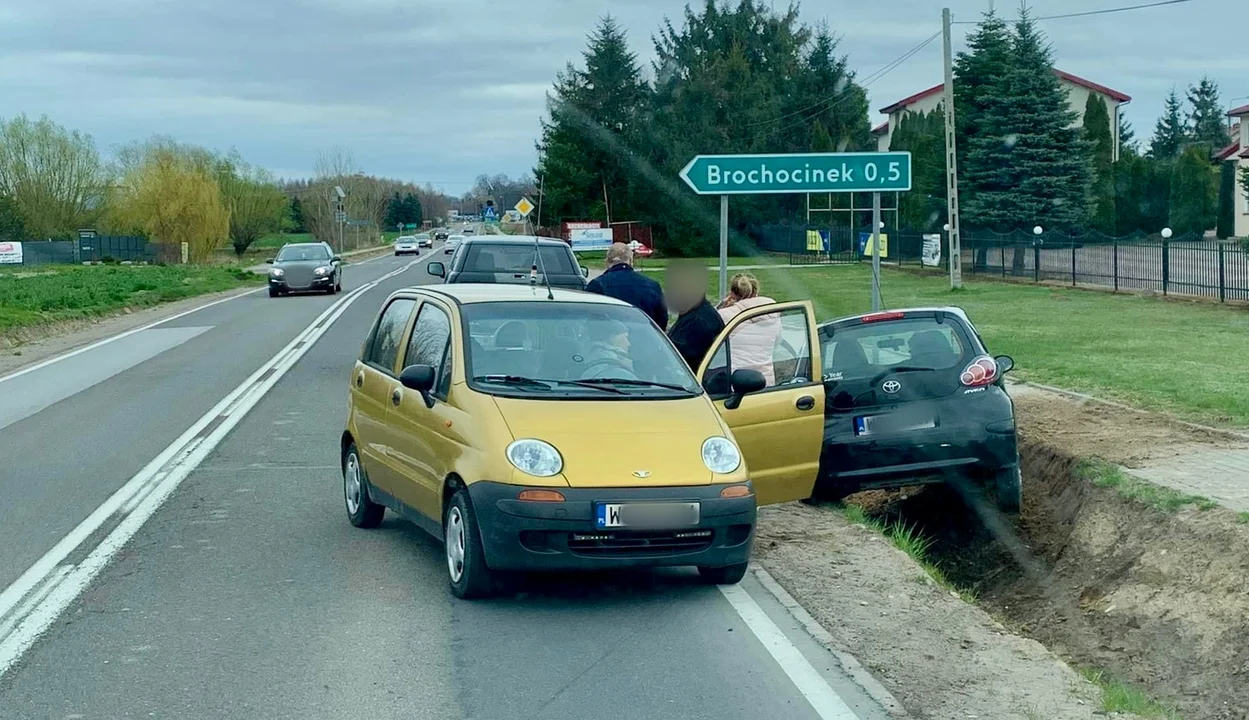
[1076, 459, 1218, 512]
[837, 503, 977, 603]
[716, 263, 1249, 426]
[1078, 667, 1182, 719]
[0, 264, 263, 334]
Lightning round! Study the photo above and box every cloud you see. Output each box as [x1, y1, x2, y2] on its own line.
[0, 0, 1239, 190]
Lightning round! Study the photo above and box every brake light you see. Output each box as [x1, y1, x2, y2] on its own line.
[861, 311, 905, 323]
[960, 356, 999, 387]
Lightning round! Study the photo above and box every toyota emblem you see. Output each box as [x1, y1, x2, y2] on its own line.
[881, 380, 902, 394]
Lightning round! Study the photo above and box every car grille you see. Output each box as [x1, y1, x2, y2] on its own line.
[566, 529, 713, 557]
[283, 267, 316, 288]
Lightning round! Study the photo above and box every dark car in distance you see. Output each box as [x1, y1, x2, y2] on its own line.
[266, 242, 342, 297]
[427, 237, 589, 290]
[812, 307, 1020, 512]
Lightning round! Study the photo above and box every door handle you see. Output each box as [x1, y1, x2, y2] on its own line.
[355, 373, 364, 389]
[795, 395, 816, 411]
[391, 388, 402, 407]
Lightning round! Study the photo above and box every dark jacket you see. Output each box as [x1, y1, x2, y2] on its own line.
[668, 299, 725, 372]
[585, 264, 668, 329]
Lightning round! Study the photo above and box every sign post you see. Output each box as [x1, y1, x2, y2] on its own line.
[679, 151, 912, 300]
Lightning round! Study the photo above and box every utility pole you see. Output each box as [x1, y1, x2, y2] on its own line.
[942, 7, 963, 289]
[871, 193, 883, 311]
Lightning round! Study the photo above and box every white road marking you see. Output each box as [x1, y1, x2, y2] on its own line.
[719, 582, 862, 720]
[0, 256, 427, 679]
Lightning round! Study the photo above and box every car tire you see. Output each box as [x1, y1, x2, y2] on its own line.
[343, 444, 385, 529]
[994, 463, 1023, 514]
[335, 277, 342, 292]
[697, 562, 749, 585]
[268, 287, 280, 298]
[444, 487, 494, 599]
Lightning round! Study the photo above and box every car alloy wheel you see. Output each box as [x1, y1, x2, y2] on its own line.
[344, 453, 363, 515]
[445, 505, 466, 582]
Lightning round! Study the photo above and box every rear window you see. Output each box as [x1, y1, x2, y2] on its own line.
[461, 244, 576, 274]
[820, 317, 973, 381]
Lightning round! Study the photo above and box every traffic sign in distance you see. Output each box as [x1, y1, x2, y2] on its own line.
[514, 197, 536, 217]
[679, 152, 912, 195]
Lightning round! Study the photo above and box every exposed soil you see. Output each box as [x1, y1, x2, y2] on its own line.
[842, 390, 1249, 720]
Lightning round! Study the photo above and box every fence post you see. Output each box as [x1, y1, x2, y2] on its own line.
[1113, 238, 1119, 292]
[1219, 243, 1226, 302]
[1071, 242, 1076, 286]
[1162, 239, 1169, 295]
[1000, 244, 1006, 277]
[1033, 243, 1040, 282]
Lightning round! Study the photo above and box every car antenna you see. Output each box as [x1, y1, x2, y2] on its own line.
[531, 234, 555, 300]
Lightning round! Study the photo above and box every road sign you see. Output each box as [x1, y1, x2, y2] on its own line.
[334, 211, 347, 222]
[514, 197, 535, 217]
[483, 205, 497, 220]
[678, 152, 912, 195]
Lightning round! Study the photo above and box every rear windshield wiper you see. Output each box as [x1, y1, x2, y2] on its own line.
[472, 375, 554, 391]
[572, 378, 695, 392]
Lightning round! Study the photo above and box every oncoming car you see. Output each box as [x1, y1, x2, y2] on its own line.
[415, 233, 434, 248]
[340, 285, 828, 598]
[810, 308, 1020, 512]
[266, 242, 342, 297]
[393, 236, 421, 256]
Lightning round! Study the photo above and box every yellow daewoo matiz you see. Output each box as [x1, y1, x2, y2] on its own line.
[341, 284, 824, 598]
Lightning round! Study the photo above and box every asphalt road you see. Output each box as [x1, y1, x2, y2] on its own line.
[0, 244, 889, 719]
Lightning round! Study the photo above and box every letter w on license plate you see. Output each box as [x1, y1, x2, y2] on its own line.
[595, 502, 700, 529]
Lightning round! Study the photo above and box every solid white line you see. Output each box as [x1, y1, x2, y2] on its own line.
[0, 256, 425, 677]
[719, 582, 862, 720]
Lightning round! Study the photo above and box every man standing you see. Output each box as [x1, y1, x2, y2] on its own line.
[664, 261, 725, 372]
[585, 243, 668, 329]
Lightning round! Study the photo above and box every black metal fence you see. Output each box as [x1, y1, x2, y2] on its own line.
[748, 223, 1249, 302]
[9, 236, 173, 266]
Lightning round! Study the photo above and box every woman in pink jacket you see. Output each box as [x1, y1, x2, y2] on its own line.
[716, 273, 780, 385]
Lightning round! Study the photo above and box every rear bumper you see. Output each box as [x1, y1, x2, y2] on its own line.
[466, 481, 756, 572]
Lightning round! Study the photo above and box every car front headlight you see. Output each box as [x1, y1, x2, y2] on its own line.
[506, 439, 563, 477]
[269, 268, 284, 277]
[314, 266, 332, 276]
[701, 437, 741, 474]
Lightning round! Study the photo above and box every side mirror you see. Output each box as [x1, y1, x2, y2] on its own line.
[724, 368, 767, 410]
[332, 255, 342, 263]
[581, 265, 589, 278]
[265, 258, 274, 264]
[399, 364, 437, 408]
[995, 355, 1015, 375]
[428, 261, 446, 278]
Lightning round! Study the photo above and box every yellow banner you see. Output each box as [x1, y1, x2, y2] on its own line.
[806, 230, 823, 251]
[863, 233, 889, 259]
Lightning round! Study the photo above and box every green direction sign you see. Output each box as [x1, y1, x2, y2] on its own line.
[679, 151, 912, 195]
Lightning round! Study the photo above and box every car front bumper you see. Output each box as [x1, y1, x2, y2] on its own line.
[466, 481, 756, 572]
[269, 275, 333, 291]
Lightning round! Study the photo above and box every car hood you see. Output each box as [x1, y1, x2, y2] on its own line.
[491, 395, 723, 487]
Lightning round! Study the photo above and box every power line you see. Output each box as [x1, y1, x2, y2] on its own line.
[954, 0, 1194, 23]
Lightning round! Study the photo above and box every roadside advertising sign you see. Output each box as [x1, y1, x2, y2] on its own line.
[0, 241, 23, 264]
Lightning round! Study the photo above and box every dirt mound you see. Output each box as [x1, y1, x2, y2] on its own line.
[859, 435, 1249, 720]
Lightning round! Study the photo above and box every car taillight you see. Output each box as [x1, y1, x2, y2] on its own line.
[861, 311, 905, 323]
[960, 356, 998, 387]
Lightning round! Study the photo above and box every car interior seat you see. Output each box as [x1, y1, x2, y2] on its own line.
[908, 330, 957, 368]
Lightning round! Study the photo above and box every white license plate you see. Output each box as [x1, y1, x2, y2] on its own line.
[854, 413, 936, 436]
[595, 502, 701, 529]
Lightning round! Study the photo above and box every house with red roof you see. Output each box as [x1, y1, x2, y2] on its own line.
[1218, 103, 1249, 237]
[872, 69, 1131, 161]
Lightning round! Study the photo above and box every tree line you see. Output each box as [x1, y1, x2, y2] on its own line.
[538, 2, 1247, 256]
[0, 116, 462, 259]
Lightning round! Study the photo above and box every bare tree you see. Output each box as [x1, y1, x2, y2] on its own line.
[0, 114, 111, 238]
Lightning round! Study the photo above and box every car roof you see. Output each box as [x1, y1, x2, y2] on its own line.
[820, 306, 975, 328]
[461, 236, 568, 247]
[412, 283, 627, 307]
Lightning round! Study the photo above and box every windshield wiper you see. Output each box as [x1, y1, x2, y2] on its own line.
[572, 378, 694, 392]
[472, 375, 554, 391]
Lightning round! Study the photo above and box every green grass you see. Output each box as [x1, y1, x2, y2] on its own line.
[1078, 667, 1182, 718]
[589, 252, 792, 269]
[0, 264, 262, 334]
[837, 503, 976, 602]
[707, 263, 1249, 426]
[1077, 459, 1217, 512]
[1236, 512, 1249, 524]
[253, 232, 315, 249]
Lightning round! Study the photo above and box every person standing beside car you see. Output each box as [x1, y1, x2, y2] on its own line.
[717, 273, 780, 385]
[665, 261, 725, 372]
[585, 243, 669, 329]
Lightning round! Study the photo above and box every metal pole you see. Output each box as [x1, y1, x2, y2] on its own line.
[942, 7, 962, 289]
[871, 192, 883, 311]
[719, 194, 729, 300]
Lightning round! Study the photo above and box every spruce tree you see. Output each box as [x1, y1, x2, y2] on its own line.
[1169, 145, 1218, 235]
[889, 108, 946, 231]
[1118, 111, 1138, 157]
[1149, 90, 1186, 160]
[952, 9, 1013, 220]
[1186, 76, 1227, 155]
[1084, 95, 1115, 233]
[1217, 161, 1236, 239]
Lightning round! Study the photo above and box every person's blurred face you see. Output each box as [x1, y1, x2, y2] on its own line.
[666, 264, 709, 314]
[611, 329, 630, 352]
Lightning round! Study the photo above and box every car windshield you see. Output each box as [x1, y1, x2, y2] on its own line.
[461, 244, 576, 274]
[820, 317, 973, 381]
[276, 245, 331, 262]
[462, 302, 700, 398]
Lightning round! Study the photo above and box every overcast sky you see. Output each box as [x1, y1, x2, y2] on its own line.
[0, 0, 1241, 193]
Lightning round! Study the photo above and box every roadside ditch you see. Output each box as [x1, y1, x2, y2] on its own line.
[848, 392, 1249, 720]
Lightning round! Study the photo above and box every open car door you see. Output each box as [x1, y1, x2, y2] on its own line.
[697, 300, 824, 506]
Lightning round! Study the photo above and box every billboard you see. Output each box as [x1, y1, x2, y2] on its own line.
[570, 226, 615, 253]
[0, 241, 23, 264]
[921, 234, 942, 267]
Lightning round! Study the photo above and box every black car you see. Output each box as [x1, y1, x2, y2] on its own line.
[266, 242, 342, 297]
[433, 230, 450, 242]
[813, 307, 1020, 512]
[427, 237, 589, 290]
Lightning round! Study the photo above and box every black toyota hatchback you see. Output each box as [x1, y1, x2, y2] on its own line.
[813, 308, 1020, 512]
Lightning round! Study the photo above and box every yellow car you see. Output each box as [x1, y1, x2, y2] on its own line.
[340, 284, 824, 598]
